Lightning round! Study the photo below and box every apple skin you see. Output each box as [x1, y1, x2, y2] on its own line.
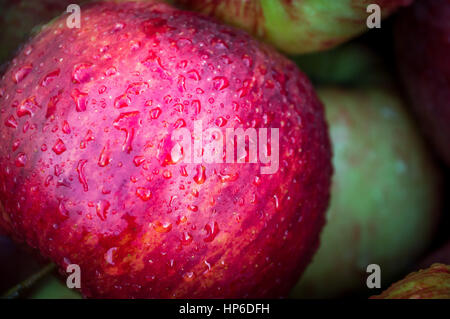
[0, 1, 332, 298]
[395, 0, 450, 165]
[371, 264, 450, 299]
[174, 0, 413, 54]
[290, 87, 441, 298]
[0, 0, 86, 65]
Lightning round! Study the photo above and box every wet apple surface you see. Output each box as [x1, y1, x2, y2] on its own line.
[0, 1, 332, 298]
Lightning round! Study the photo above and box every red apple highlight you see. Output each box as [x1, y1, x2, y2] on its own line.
[0, 1, 332, 298]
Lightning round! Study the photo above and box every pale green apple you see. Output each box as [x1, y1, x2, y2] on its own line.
[175, 0, 412, 54]
[27, 275, 82, 299]
[291, 87, 441, 298]
[371, 264, 450, 299]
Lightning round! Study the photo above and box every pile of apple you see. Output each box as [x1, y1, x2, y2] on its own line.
[0, 0, 448, 299]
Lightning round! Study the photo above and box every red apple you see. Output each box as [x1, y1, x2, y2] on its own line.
[371, 264, 450, 299]
[395, 0, 450, 165]
[0, 1, 332, 298]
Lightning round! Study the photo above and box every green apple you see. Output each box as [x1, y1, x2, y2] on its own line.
[27, 275, 82, 299]
[371, 264, 450, 299]
[291, 87, 441, 298]
[175, 0, 413, 54]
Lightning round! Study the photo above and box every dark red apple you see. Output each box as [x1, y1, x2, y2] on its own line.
[395, 0, 450, 165]
[0, 1, 332, 298]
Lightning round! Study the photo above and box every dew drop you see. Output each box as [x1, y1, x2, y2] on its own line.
[181, 232, 193, 246]
[40, 69, 60, 87]
[58, 201, 69, 218]
[12, 140, 20, 151]
[98, 142, 112, 167]
[215, 116, 227, 127]
[149, 107, 162, 119]
[153, 221, 172, 233]
[15, 153, 27, 167]
[183, 272, 195, 281]
[203, 222, 219, 242]
[136, 187, 152, 201]
[98, 85, 107, 94]
[76, 159, 89, 191]
[62, 121, 71, 134]
[162, 170, 172, 179]
[71, 88, 88, 112]
[174, 118, 186, 128]
[52, 138, 66, 155]
[187, 204, 198, 212]
[114, 94, 131, 109]
[133, 155, 146, 167]
[213, 76, 229, 91]
[105, 247, 118, 265]
[113, 111, 139, 153]
[4, 115, 18, 129]
[192, 100, 201, 115]
[17, 97, 38, 118]
[104, 66, 117, 77]
[127, 82, 149, 95]
[187, 70, 201, 81]
[72, 62, 93, 84]
[96, 199, 110, 221]
[177, 75, 186, 92]
[13, 64, 32, 84]
[193, 165, 206, 184]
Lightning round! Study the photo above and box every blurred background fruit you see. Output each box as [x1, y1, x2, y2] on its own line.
[371, 264, 450, 299]
[293, 44, 391, 86]
[26, 275, 81, 299]
[0, 0, 86, 66]
[395, 0, 450, 166]
[291, 86, 441, 298]
[175, 0, 413, 54]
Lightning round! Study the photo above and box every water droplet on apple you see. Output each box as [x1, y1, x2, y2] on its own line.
[52, 138, 66, 155]
[136, 187, 152, 201]
[193, 165, 206, 184]
[13, 64, 32, 84]
[72, 62, 93, 84]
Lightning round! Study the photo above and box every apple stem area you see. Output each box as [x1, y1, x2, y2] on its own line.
[1, 263, 55, 299]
